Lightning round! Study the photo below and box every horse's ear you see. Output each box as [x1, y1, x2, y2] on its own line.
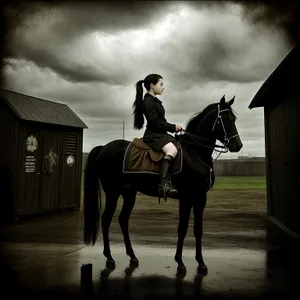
[220, 95, 225, 104]
[228, 96, 235, 106]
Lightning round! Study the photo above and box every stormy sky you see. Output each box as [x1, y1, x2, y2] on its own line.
[2, 1, 299, 158]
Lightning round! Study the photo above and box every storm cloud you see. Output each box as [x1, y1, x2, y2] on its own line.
[233, 0, 300, 46]
[2, 1, 297, 157]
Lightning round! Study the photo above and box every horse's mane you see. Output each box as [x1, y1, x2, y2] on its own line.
[185, 103, 217, 133]
[185, 102, 237, 133]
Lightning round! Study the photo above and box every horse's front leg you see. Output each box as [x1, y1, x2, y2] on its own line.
[193, 193, 208, 274]
[175, 198, 192, 273]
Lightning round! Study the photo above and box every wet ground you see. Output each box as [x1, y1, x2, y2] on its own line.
[0, 191, 299, 299]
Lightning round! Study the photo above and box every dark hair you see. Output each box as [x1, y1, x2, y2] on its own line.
[132, 73, 163, 130]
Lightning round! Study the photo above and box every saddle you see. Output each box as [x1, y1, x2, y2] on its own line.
[122, 138, 182, 175]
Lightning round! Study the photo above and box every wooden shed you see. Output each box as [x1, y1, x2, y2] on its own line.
[0, 88, 88, 221]
[248, 45, 300, 241]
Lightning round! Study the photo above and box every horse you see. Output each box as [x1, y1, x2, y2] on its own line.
[83, 95, 243, 274]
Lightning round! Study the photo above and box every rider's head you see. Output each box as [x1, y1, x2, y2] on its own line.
[144, 74, 164, 96]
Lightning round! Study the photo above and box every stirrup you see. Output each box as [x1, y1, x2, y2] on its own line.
[158, 195, 168, 204]
[158, 182, 178, 203]
[158, 184, 169, 203]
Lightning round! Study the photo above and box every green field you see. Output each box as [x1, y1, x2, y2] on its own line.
[212, 176, 266, 189]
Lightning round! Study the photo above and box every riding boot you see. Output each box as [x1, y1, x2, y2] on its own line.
[158, 154, 178, 199]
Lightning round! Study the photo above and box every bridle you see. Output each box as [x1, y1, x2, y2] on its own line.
[211, 104, 240, 148]
[176, 103, 240, 153]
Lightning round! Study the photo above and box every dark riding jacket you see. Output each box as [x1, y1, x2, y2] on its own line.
[142, 93, 177, 152]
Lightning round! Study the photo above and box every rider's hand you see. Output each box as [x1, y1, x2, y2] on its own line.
[175, 124, 182, 132]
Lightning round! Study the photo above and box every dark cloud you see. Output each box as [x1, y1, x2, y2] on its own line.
[149, 4, 289, 86]
[2, 58, 133, 123]
[4, 1, 299, 48]
[7, 50, 125, 85]
[3, 1, 167, 36]
[2, 1, 234, 85]
[232, 0, 300, 47]
[194, 38, 272, 83]
[3, 1, 173, 84]
[165, 35, 278, 84]
[3, 1, 172, 55]
[3, 1, 292, 86]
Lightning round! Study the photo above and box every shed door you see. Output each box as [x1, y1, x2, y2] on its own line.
[40, 131, 62, 210]
[60, 133, 80, 209]
[18, 127, 42, 215]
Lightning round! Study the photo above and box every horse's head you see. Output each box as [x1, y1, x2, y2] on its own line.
[212, 95, 243, 152]
[185, 95, 243, 153]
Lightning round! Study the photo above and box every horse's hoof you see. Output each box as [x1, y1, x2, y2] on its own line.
[177, 264, 186, 274]
[197, 263, 208, 274]
[130, 258, 139, 267]
[176, 271, 186, 280]
[106, 258, 116, 268]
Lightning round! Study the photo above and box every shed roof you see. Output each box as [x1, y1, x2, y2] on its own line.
[248, 45, 300, 109]
[0, 88, 88, 129]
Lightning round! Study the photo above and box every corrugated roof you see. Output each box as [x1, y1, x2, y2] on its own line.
[248, 45, 300, 109]
[0, 88, 88, 128]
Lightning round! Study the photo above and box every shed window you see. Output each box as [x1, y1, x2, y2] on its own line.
[65, 134, 77, 157]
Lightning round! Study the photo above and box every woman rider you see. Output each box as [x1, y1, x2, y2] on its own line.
[132, 73, 182, 198]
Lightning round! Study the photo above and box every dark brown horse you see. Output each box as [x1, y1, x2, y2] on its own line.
[83, 95, 243, 274]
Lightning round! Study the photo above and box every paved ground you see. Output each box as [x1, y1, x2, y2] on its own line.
[0, 191, 299, 299]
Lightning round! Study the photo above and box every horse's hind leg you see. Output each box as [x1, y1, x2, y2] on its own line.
[119, 187, 139, 267]
[102, 190, 119, 268]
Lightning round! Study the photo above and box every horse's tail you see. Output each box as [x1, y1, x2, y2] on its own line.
[83, 145, 103, 246]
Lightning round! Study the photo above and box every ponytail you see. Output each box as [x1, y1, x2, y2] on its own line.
[132, 79, 144, 130]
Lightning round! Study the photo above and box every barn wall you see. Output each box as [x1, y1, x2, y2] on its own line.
[265, 95, 300, 237]
[264, 106, 271, 225]
[0, 101, 21, 220]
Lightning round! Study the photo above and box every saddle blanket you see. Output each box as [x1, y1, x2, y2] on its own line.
[122, 138, 183, 175]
